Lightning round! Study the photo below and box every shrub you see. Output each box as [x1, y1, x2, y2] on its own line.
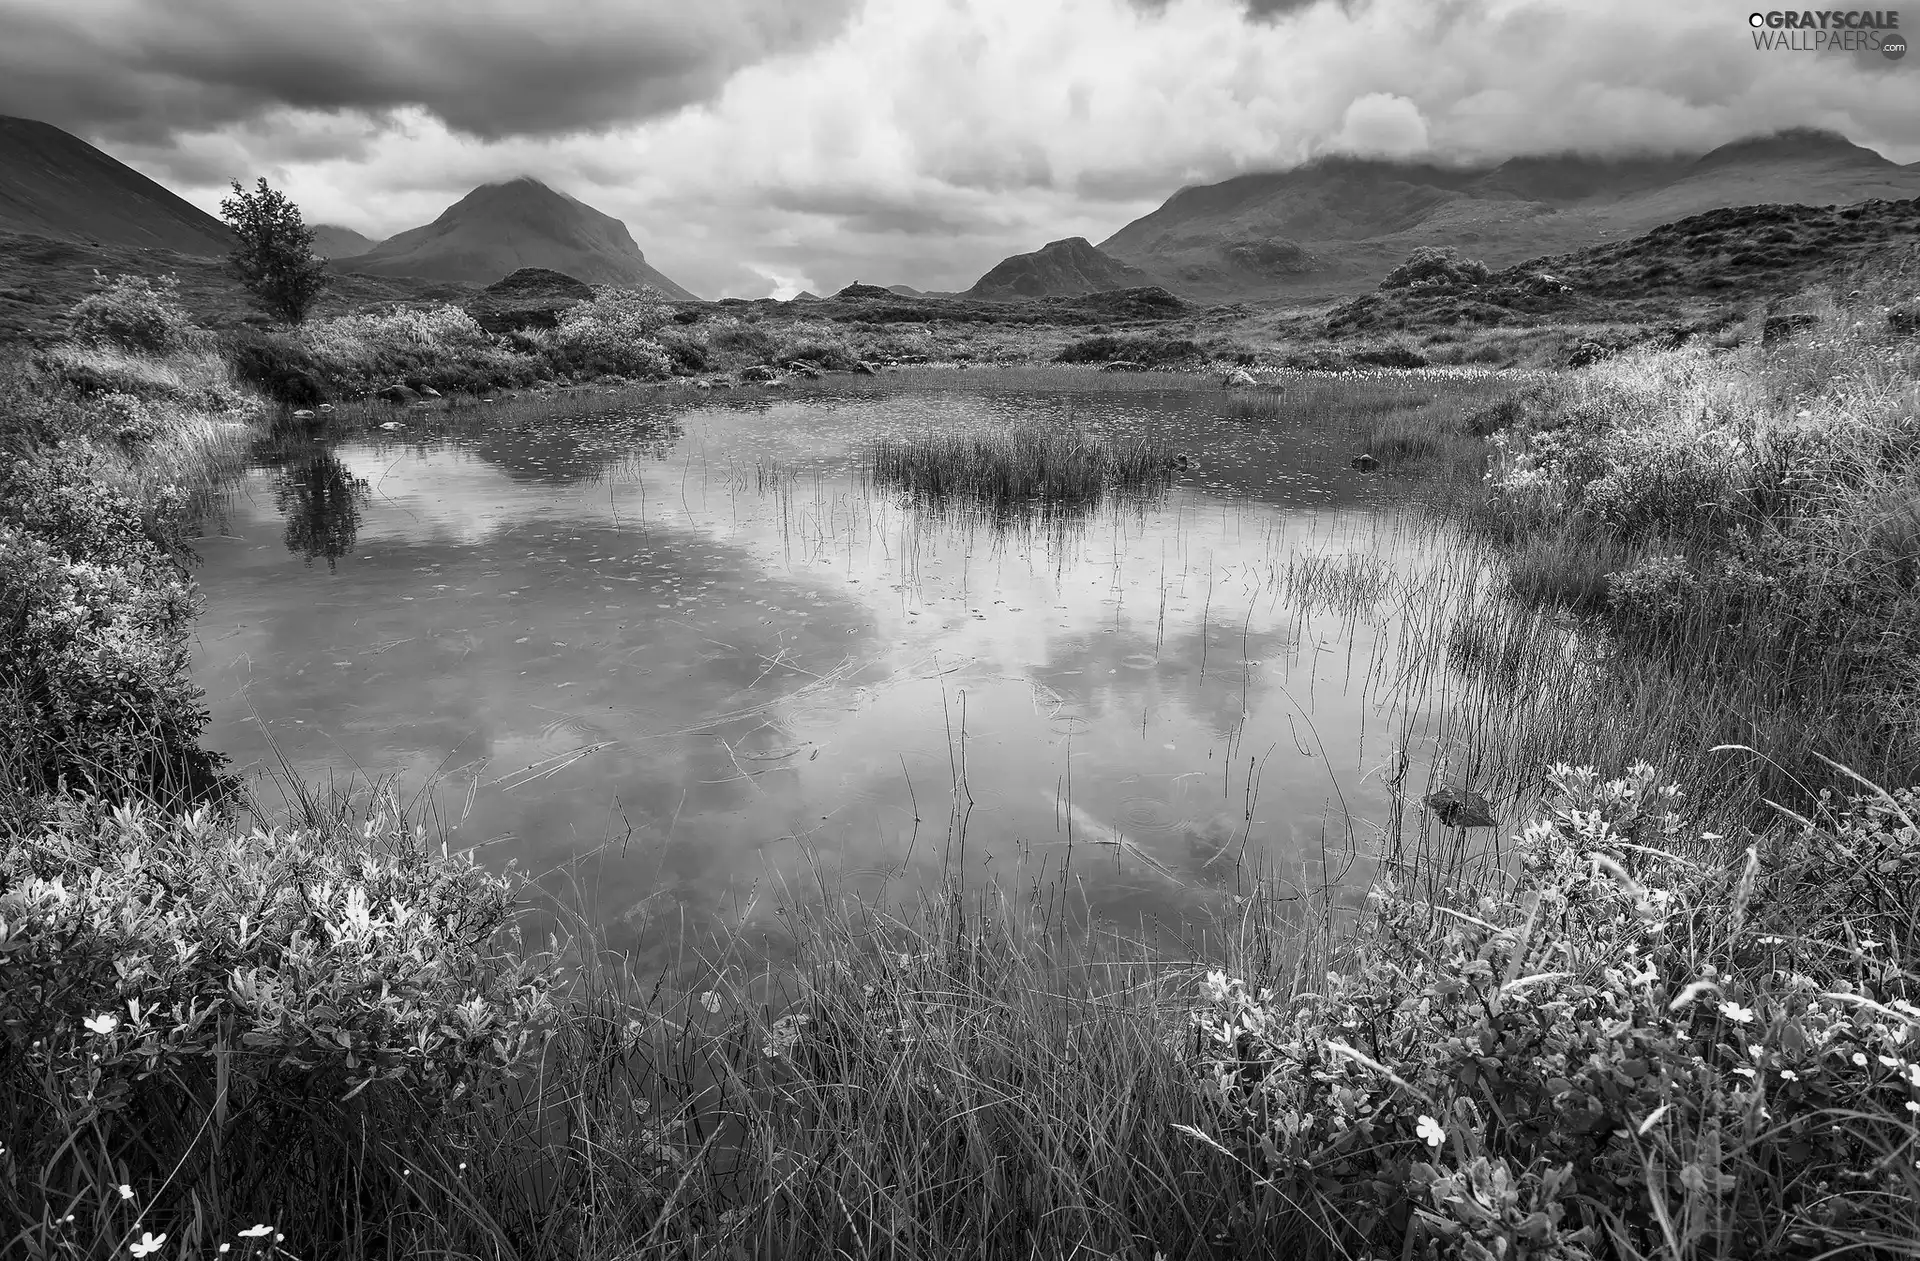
[225, 327, 328, 404]
[1183, 763, 1920, 1260]
[66, 274, 201, 355]
[541, 288, 675, 379]
[705, 316, 780, 365]
[0, 793, 558, 1255]
[1054, 333, 1204, 367]
[1606, 552, 1701, 625]
[0, 443, 228, 811]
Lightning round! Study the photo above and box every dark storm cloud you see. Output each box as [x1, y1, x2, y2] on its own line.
[0, 0, 860, 143]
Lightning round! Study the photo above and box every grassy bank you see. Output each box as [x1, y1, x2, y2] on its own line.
[4, 271, 1920, 1260]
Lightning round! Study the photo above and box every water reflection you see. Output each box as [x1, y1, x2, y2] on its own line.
[267, 446, 369, 570]
[189, 388, 1505, 961]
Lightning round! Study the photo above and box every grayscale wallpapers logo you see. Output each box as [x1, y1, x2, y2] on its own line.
[1747, 11, 1906, 58]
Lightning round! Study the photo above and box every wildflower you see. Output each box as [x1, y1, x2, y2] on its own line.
[84, 1013, 120, 1036]
[118, 1184, 134, 1200]
[1853, 1052, 1869, 1066]
[1907, 1102, 1920, 1115]
[1719, 1001, 1755, 1024]
[129, 1232, 167, 1257]
[1779, 1069, 1799, 1082]
[219, 1248, 229, 1255]
[699, 991, 722, 1014]
[1416, 1115, 1447, 1148]
[237, 1226, 272, 1239]
[1732, 1067, 1756, 1078]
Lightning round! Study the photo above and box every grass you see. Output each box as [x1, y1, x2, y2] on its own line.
[863, 421, 1173, 521]
[6, 256, 1920, 1259]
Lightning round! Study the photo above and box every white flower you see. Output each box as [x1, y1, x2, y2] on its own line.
[129, 1232, 167, 1258]
[1779, 1069, 1799, 1082]
[1907, 1102, 1920, 1115]
[1416, 1115, 1447, 1148]
[1718, 1001, 1755, 1024]
[237, 1226, 273, 1239]
[699, 991, 722, 1014]
[84, 1013, 119, 1036]
[1852, 1052, 1868, 1066]
[117, 1184, 134, 1200]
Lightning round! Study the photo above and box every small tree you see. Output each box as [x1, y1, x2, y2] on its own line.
[220, 178, 330, 324]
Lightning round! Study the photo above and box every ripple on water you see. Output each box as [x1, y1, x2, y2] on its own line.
[1048, 712, 1093, 736]
[1115, 794, 1190, 836]
[1120, 652, 1159, 671]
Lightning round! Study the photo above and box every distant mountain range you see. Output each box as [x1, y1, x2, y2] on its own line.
[0, 117, 698, 297]
[0, 115, 234, 255]
[974, 128, 1920, 302]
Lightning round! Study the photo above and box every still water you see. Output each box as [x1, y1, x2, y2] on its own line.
[190, 387, 1494, 951]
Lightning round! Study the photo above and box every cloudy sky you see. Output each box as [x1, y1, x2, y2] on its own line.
[3, 0, 1917, 298]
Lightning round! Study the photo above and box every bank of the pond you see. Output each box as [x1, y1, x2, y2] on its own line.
[4, 274, 1919, 1260]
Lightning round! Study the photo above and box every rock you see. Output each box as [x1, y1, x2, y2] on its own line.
[375, 384, 421, 404]
[789, 362, 822, 380]
[1424, 787, 1495, 829]
[834, 281, 895, 300]
[378, 420, 405, 431]
[315, 403, 335, 413]
[851, 360, 878, 375]
[764, 376, 790, 388]
[1350, 453, 1380, 472]
[741, 364, 779, 382]
[1102, 360, 1148, 372]
[291, 408, 317, 420]
[694, 379, 712, 390]
[1566, 341, 1611, 368]
[1165, 453, 1194, 470]
[418, 385, 443, 399]
[1222, 368, 1258, 388]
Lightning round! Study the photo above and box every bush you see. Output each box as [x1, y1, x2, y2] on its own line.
[540, 288, 675, 379]
[0, 443, 228, 811]
[0, 793, 558, 1255]
[225, 327, 328, 404]
[1053, 333, 1204, 367]
[705, 317, 780, 365]
[66, 274, 202, 355]
[1183, 764, 1920, 1260]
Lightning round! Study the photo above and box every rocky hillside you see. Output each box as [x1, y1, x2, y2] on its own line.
[965, 237, 1155, 299]
[0, 115, 234, 255]
[342, 177, 697, 298]
[1098, 129, 1920, 302]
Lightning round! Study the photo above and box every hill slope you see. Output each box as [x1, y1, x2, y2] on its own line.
[0, 115, 235, 256]
[965, 237, 1155, 299]
[311, 225, 378, 259]
[1098, 129, 1920, 302]
[343, 178, 697, 298]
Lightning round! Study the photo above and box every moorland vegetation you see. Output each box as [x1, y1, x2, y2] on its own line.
[1, 242, 1918, 1260]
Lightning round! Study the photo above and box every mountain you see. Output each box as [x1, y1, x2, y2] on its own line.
[342, 177, 698, 298]
[1096, 128, 1920, 302]
[310, 224, 377, 259]
[0, 115, 234, 255]
[965, 236, 1154, 299]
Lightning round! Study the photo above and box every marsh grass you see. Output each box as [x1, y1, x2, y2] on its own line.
[863, 421, 1173, 520]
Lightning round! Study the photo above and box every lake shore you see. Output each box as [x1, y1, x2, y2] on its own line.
[4, 274, 1919, 1259]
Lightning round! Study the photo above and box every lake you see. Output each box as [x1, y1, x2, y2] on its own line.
[189, 383, 1512, 955]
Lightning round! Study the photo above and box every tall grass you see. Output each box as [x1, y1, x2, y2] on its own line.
[864, 421, 1173, 520]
